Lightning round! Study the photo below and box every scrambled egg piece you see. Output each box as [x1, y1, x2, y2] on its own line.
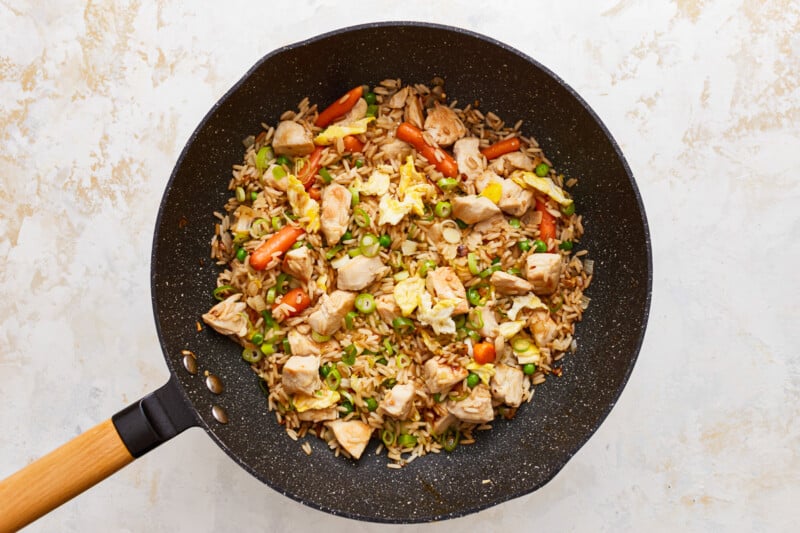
[497, 321, 526, 339]
[314, 117, 375, 146]
[507, 293, 547, 320]
[466, 361, 496, 385]
[416, 293, 457, 335]
[510, 170, 572, 206]
[286, 174, 320, 232]
[293, 389, 340, 412]
[353, 166, 392, 196]
[377, 156, 436, 226]
[512, 339, 540, 365]
[480, 182, 503, 204]
[394, 276, 425, 316]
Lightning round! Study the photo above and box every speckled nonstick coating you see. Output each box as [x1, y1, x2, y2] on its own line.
[151, 22, 652, 523]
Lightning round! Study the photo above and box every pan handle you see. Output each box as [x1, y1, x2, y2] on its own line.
[0, 377, 197, 532]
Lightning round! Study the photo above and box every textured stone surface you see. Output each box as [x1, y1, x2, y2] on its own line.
[0, 1, 798, 531]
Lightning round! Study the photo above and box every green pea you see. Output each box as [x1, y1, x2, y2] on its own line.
[235, 247, 247, 262]
[354, 159, 364, 168]
[365, 104, 379, 117]
[562, 202, 576, 216]
[559, 240, 574, 251]
[364, 92, 378, 105]
[251, 332, 264, 345]
[276, 155, 291, 167]
[534, 162, 550, 177]
[365, 397, 378, 412]
[523, 363, 536, 375]
[533, 239, 547, 253]
[379, 234, 392, 248]
[250, 191, 258, 202]
[518, 240, 532, 252]
[508, 218, 521, 228]
[340, 401, 354, 415]
[467, 373, 480, 388]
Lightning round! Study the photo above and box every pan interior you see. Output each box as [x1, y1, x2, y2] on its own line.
[151, 22, 651, 523]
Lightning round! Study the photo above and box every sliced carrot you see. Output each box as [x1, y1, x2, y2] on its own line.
[315, 86, 363, 127]
[536, 199, 557, 244]
[272, 288, 312, 318]
[480, 137, 520, 160]
[395, 122, 459, 178]
[342, 135, 365, 153]
[297, 146, 325, 189]
[473, 342, 496, 365]
[308, 186, 322, 201]
[249, 226, 305, 271]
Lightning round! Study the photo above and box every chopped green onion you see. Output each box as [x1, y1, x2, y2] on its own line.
[397, 434, 418, 447]
[343, 344, 357, 365]
[466, 287, 482, 306]
[266, 287, 277, 304]
[549, 295, 563, 314]
[347, 248, 362, 258]
[339, 401, 354, 415]
[434, 201, 452, 218]
[433, 393, 442, 403]
[392, 317, 414, 334]
[492, 257, 501, 265]
[242, 346, 263, 363]
[441, 427, 460, 451]
[478, 265, 501, 279]
[270, 216, 282, 232]
[512, 337, 532, 353]
[534, 162, 550, 177]
[320, 363, 331, 378]
[533, 239, 547, 253]
[467, 309, 484, 330]
[353, 207, 370, 228]
[395, 353, 411, 368]
[523, 363, 536, 375]
[365, 103, 379, 117]
[276, 155, 291, 167]
[467, 252, 480, 275]
[467, 330, 481, 342]
[359, 233, 380, 257]
[258, 378, 270, 397]
[509, 218, 521, 228]
[381, 377, 397, 389]
[319, 167, 333, 184]
[345, 311, 358, 329]
[349, 186, 360, 207]
[381, 427, 396, 447]
[365, 397, 378, 412]
[355, 293, 376, 314]
[276, 273, 291, 294]
[272, 165, 287, 180]
[235, 247, 247, 262]
[559, 240, 574, 251]
[379, 234, 392, 248]
[324, 244, 343, 260]
[454, 314, 466, 329]
[455, 218, 469, 229]
[507, 267, 522, 276]
[355, 159, 364, 168]
[235, 186, 246, 203]
[561, 202, 576, 216]
[375, 357, 388, 366]
[261, 310, 277, 331]
[364, 92, 378, 105]
[291, 241, 303, 250]
[311, 331, 331, 343]
[419, 259, 437, 277]
[255, 146, 273, 171]
[383, 338, 394, 355]
[325, 367, 341, 390]
[251, 332, 264, 345]
[467, 373, 480, 388]
[250, 218, 270, 238]
[212, 285, 234, 301]
[437, 177, 458, 191]
[282, 338, 291, 354]
[260, 343, 275, 356]
[341, 230, 353, 242]
[518, 240, 532, 252]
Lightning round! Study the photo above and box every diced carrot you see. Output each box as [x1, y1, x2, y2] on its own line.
[249, 226, 305, 271]
[473, 342, 496, 365]
[272, 288, 312, 318]
[308, 186, 322, 201]
[315, 86, 363, 127]
[395, 122, 459, 178]
[342, 135, 365, 153]
[297, 146, 325, 189]
[480, 137, 520, 160]
[536, 199, 556, 244]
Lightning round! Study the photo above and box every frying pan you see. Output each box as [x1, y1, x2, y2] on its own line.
[0, 22, 651, 529]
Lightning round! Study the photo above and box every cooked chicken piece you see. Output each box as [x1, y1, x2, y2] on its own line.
[287, 329, 321, 356]
[272, 120, 314, 157]
[525, 253, 562, 295]
[282, 355, 321, 395]
[321, 183, 351, 245]
[388, 86, 409, 109]
[425, 266, 469, 315]
[339, 97, 367, 124]
[281, 246, 313, 282]
[431, 413, 457, 435]
[475, 169, 503, 192]
[489, 151, 534, 176]
[380, 138, 413, 160]
[531, 312, 558, 347]
[404, 94, 424, 128]
[376, 294, 401, 324]
[476, 306, 499, 338]
[451, 195, 502, 224]
[327, 420, 372, 460]
[262, 163, 290, 192]
[202, 294, 248, 338]
[490, 271, 534, 296]
[453, 137, 486, 182]
[336, 256, 386, 291]
[498, 179, 534, 217]
[308, 290, 357, 336]
[424, 102, 467, 147]
[473, 214, 506, 234]
[297, 407, 338, 422]
[423, 358, 469, 394]
[379, 383, 416, 419]
[446, 384, 494, 424]
[490, 364, 525, 408]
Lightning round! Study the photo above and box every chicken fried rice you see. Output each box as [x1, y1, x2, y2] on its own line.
[203, 78, 593, 465]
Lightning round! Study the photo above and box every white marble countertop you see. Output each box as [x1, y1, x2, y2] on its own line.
[1, 1, 798, 531]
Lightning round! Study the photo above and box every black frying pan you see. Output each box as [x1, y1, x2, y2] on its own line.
[0, 22, 651, 529]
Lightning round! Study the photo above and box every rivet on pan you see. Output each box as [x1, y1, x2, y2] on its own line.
[182, 354, 198, 375]
[206, 374, 224, 394]
[212, 405, 228, 424]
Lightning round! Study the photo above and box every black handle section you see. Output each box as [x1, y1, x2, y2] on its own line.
[111, 377, 198, 458]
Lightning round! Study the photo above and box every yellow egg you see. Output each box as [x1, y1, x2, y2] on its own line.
[466, 361, 496, 385]
[314, 117, 374, 145]
[480, 182, 503, 204]
[286, 174, 320, 232]
[293, 389, 340, 412]
[393, 276, 425, 316]
[510, 170, 572, 206]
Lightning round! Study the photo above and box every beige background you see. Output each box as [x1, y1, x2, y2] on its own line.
[1, 1, 798, 531]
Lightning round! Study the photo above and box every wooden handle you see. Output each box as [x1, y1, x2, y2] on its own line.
[0, 419, 133, 532]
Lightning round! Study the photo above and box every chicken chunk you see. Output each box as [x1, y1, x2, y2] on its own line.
[282, 355, 321, 395]
[339, 97, 367, 124]
[388, 86, 409, 109]
[404, 94, 424, 128]
[451, 195, 502, 224]
[336, 256, 386, 291]
[287, 329, 321, 356]
[379, 383, 416, 419]
[497, 179, 534, 217]
[475, 169, 503, 192]
[453, 137, 485, 182]
[425, 266, 469, 315]
[490, 271, 534, 296]
[489, 151, 534, 176]
[473, 214, 506, 234]
[376, 294, 401, 324]
[423, 358, 469, 394]
[281, 246, 313, 282]
[272, 120, 314, 157]
[531, 312, 558, 347]
[424, 102, 467, 147]
[321, 183, 351, 245]
[476, 306, 499, 338]
[202, 294, 248, 338]
[297, 407, 338, 422]
[308, 290, 357, 336]
[525, 253, 562, 295]
[446, 384, 494, 424]
[431, 413, 457, 435]
[490, 364, 525, 408]
[327, 420, 372, 460]
[379, 138, 413, 160]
